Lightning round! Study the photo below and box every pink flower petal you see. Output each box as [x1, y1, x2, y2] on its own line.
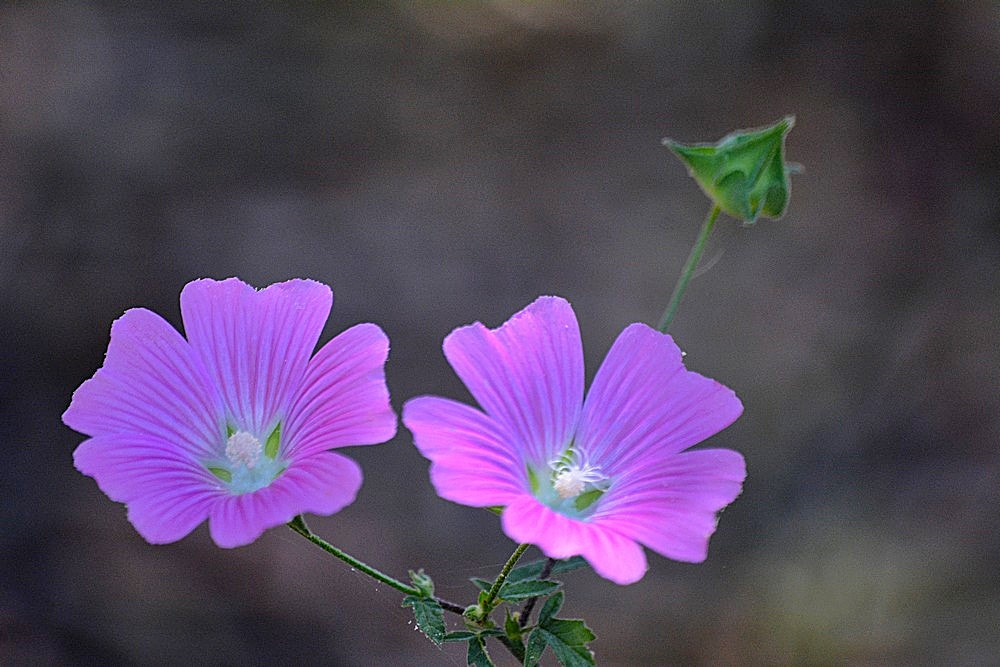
[441, 296, 583, 465]
[284, 323, 397, 459]
[180, 278, 332, 433]
[63, 308, 223, 458]
[408, 298, 748, 584]
[74, 434, 222, 544]
[577, 323, 743, 475]
[66, 278, 390, 548]
[502, 495, 648, 585]
[207, 451, 362, 548]
[403, 396, 524, 506]
[595, 448, 746, 562]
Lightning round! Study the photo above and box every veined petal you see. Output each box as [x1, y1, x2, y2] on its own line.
[577, 323, 743, 475]
[63, 308, 223, 458]
[74, 434, 220, 503]
[284, 323, 396, 459]
[594, 448, 746, 563]
[502, 495, 648, 585]
[442, 296, 583, 465]
[180, 278, 332, 434]
[403, 396, 524, 506]
[74, 434, 222, 544]
[207, 451, 362, 548]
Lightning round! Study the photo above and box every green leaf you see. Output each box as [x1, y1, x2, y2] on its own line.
[508, 556, 588, 584]
[499, 633, 526, 663]
[538, 591, 564, 624]
[524, 629, 548, 667]
[664, 116, 796, 224]
[470, 577, 492, 592]
[401, 596, 445, 645]
[467, 635, 494, 667]
[443, 631, 477, 643]
[535, 619, 596, 667]
[498, 579, 561, 601]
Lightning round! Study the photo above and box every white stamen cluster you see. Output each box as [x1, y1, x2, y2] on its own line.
[550, 451, 605, 500]
[226, 431, 262, 469]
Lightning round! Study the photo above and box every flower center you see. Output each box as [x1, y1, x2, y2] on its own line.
[527, 447, 609, 517]
[226, 431, 262, 469]
[207, 423, 286, 495]
[553, 464, 603, 499]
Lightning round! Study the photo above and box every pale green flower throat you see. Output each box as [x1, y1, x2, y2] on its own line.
[528, 446, 609, 518]
[207, 423, 286, 495]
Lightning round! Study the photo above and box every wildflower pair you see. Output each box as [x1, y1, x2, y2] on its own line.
[65, 278, 745, 584]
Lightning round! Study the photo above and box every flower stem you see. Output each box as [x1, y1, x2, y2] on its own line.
[288, 515, 418, 595]
[482, 542, 531, 613]
[287, 515, 464, 614]
[657, 203, 721, 333]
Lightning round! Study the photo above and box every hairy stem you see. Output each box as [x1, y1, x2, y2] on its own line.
[482, 543, 531, 612]
[287, 515, 464, 614]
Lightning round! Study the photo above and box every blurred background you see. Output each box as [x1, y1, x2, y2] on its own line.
[2, 2, 998, 664]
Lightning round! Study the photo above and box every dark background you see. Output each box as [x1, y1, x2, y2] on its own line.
[2, 2, 998, 665]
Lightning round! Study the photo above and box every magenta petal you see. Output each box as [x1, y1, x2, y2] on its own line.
[596, 448, 746, 562]
[180, 278, 332, 433]
[577, 323, 743, 474]
[208, 451, 362, 548]
[75, 434, 221, 543]
[502, 495, 648, 585]
[403, 396, 524, 506]
[284, 323, 396, 459]
[74, 434, 213, 502]
[63, 308, 223, 458]
[275, 451, 363, 516]
[442, 296, 583, 465]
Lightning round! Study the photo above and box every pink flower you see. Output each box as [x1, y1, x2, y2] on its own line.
[403, 297, 745, 584]
[64, 278, 396, 547]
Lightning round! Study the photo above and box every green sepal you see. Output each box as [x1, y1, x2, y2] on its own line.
[401, 595, 445, 645]
[484, 505, 504, 516]
[264, 424, 281, 459]
[463, 604, 483, 623]
[477, 589, 491, 607]
[467, 634, 495, 667]
[664, 115, 796, 224]
[408, 568, 435, 598]
[504, 609, 523, 642]
[207, 466, 232, 483]
[498, 579, 561, 601]
[526, 466, 541, 494]
[573, 488, 603, 511]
